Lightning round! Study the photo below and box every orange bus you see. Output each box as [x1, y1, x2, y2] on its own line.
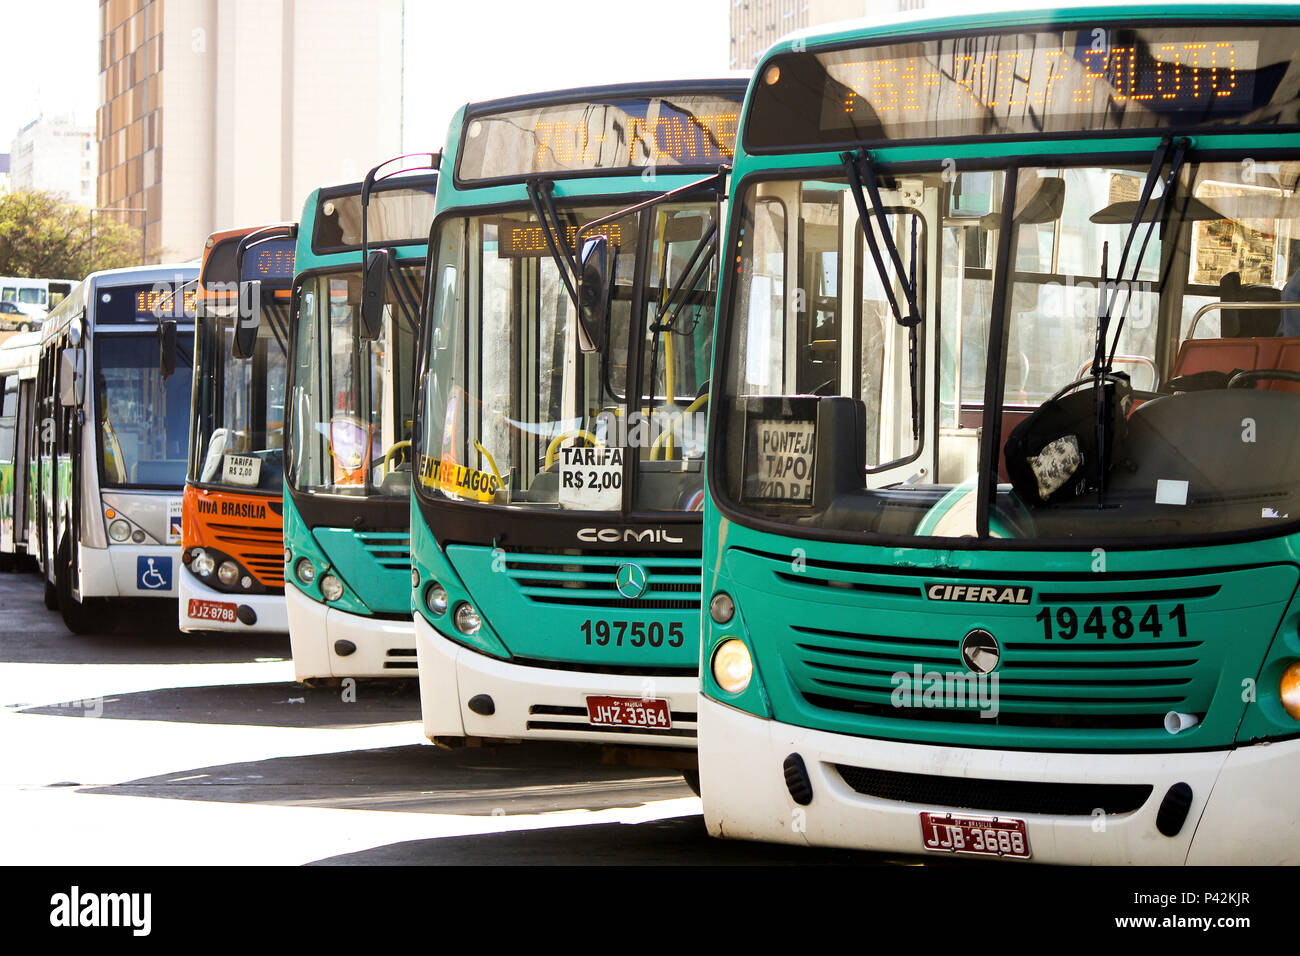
[179, 224, 295, 633]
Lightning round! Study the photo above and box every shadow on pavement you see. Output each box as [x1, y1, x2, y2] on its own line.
[0, 572, 290, 664]
[77, 741, 695, 815]
[18, 678, 419, 727]
[309, 815, 926, 865]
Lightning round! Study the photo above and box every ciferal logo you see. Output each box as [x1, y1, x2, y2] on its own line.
[926, 583, 1032, 605]
[49, 886, 151, 936]
[960, 629, 1001, 675]
[577, 527, 684, 544]
[615, 563, 649, 599]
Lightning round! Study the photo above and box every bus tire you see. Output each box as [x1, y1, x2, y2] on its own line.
[43, 577, 58, 610]
[56, 538, 99, 635]
[681, 769, 702, 797]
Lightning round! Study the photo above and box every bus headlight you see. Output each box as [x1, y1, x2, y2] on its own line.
[217, 561, 240, 587]
[712, 639, 753, 694]
[1281, 662, 1300, 721]
[454, 601, 481, 635]
[424, 582, 448, 616]
[319, 574, 344, 602]
[191, 550, 215, 576]
[709, 591, 735, 624]
[108, 519, 131, 542]
[295, 558, 316, 585]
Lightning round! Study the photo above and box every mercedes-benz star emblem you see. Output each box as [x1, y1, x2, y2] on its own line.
[960, 629, 1001, 675]
[615, 563, 649, 599]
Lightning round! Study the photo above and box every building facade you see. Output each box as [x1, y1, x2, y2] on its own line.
[729, 0, 927, 70]
[9, 115, 95, 207]
[97, 0, 403, 263]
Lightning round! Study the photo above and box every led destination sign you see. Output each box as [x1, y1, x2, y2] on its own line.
[747, 26, 1299, 148]
[496, 221, 623, 259]
[241, 239, 296, 283]
[459, 93, 743, 181]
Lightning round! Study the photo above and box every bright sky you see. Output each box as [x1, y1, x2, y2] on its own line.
[0, 0, 1051, 155]
[0, 0, 99, 151]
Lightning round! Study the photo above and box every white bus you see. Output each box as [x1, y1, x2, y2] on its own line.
[36, 264, 198, 633]
[1, 277, 75, 328]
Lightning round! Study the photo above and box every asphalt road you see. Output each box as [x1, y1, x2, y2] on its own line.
[0, 567, 912, 865]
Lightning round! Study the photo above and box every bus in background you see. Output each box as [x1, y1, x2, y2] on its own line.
[0, 331, 40, 571]
[283, 167, 436, 680]
[1, 277, 75, 327]
[37, 265, 197, 634]
[410, 80, 743, 768]
[699, 5, 1300, 864]
[179, 224, 296, 634]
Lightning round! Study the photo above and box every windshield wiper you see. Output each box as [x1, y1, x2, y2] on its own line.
[525, 178, 584, 320]
[842, 148, 923, 440]
[1092, 136, 1190, 499]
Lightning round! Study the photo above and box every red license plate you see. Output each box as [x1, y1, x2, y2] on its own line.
[920, 812, 1031, 859]
[188, 598, 237, 623]
[585, 696, 672, 729]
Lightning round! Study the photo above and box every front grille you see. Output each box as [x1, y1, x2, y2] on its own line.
[382, 647, 417, 670]
[357, 531, 410, 571]
[504, 552, 701, 610]
[794, 621, 1203, 724]
[724, 545, 1294, 749]
[206, 522, 284, 587]
[525, 703, 697, 738]
[835, 764, 1153, 816]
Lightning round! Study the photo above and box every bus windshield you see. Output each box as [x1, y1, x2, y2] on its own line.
[96, 331, 194, 488]
[190, 295, 289, 493]
[418, 200, 717, 513]
[718, 157, 1300, 544]
[288, 266, 422, 499]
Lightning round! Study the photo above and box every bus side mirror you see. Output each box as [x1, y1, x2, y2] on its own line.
[234, 279, 261, 360]
[360, 249, 391, 341]
[576, 235, 612, 353]
[159, 320, 177, 379]
[59, 348, 84, 407]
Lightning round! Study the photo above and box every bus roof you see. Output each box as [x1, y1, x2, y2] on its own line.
[0, 330, 41, 377]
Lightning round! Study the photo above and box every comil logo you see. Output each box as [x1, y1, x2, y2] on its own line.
[577, 527, 684, 545]
[49, 886, 151, 936]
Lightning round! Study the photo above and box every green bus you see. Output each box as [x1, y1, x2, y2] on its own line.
[699, 4, 1300, 863]
[282, 166, 437, 680]
[410, 81, 744, 762]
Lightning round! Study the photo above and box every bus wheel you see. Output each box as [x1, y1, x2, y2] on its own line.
[681, 769, 702, 797]
[43, 577, 58, 610]
[56, 538, 100, 635]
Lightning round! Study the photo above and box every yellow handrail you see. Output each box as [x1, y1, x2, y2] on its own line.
[544, 430, 601, 469]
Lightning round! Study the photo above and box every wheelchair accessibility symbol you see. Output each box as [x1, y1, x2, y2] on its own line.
[137, 555, 172, 591]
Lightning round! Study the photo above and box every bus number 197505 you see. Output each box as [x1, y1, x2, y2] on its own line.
[580, 620, 685, 648]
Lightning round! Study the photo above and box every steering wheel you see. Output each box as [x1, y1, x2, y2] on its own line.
[543, 430, 602, 470]
[1227, 368, 1300, 389]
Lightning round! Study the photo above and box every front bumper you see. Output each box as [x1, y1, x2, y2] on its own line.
[285, 584, 415, 681]
[78, 542, 181, 600]
[177, 570, 288, 634]
[415, 613, 698, 748]
[698, 697, 1300, 865]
